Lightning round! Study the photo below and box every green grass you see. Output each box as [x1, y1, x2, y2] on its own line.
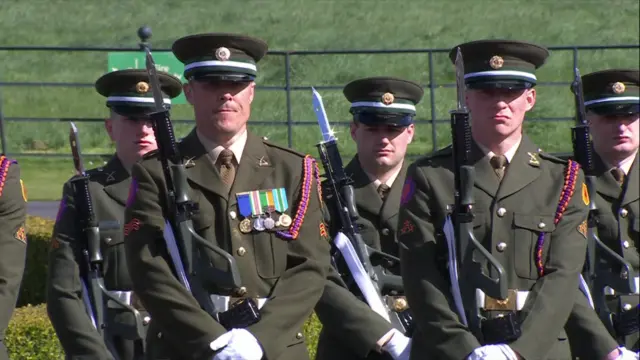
[1, 0, 639, 200]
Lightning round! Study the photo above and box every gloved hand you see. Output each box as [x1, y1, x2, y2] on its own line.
[615, 347, 639, 360]
[381, 329, 411, 360]
[466, 344, 519, 360]
[210, 328, 263, 360]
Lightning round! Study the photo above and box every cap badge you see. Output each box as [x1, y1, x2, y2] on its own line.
[215, 47, 231, 61]
[135, 81, 150, 94]
[612, 82, 626, 94]
[489, 55, 504, 70]
[381, 92, 395, 105]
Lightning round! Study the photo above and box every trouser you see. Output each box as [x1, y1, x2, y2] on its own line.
[0, 340, 7, 360]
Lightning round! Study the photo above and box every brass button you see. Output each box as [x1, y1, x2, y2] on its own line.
[157, 332, 162, 339]
[496, 242, 507, 252]
[143, 316, 151, 325]
[622, 241, 630, 249]
[229, 211, 237, 220]
[237, 247, 247, 256]
[381, 228, 390, 236]
[537, 222, 546, 229]
[497, 208, 506, 217]
[623, 303, 633, 311]
[105, 237, 112, 244]
[295, 332, 303, 340]
[620, 208, 628, 218]
[393, 297, 408, 312]
[236, 286, 247, 296]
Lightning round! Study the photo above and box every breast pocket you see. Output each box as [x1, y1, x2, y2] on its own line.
[99, 227, 127, 288]
[253, 231, 288, 279]
[512, 214, 556, 279]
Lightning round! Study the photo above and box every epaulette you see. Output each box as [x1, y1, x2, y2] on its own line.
[538, 151, 569, 164]
[412, 144, 452, 166]
[0, 155, 17, 198]
[262, 138, 306, 158]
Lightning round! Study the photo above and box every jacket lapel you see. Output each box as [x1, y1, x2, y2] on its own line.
[471, 141, 500, 197]
[621, 153, 639, 206]
[228, 132, 275, 209]
[180, 130, 229, 200]
[102, 156, 131, 206]
[497, 136, 542, 200]
[347, 156, 383, 217]
[380, 160, 409, 224]
[594, 152, 623, 201]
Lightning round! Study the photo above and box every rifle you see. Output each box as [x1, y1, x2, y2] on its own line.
[446, 47, 507, 338]
[143, 48, 258, 329]
[68, 122, 147, 360]
[570, 68, 636, 333]
[311, 88, 413, 335]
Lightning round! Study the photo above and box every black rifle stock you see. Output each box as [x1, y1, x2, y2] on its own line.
[570, 69, 636, 332]
[317, 139, 412, 334]
[449, 47, 507, 337]
[142, 47, 243, 321]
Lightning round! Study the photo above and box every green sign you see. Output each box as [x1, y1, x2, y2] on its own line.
[107, 52, 186, 104]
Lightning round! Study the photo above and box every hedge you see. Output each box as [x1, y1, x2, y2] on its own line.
[7, 215, 323, 358]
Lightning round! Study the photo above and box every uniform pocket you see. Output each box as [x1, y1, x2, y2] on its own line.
[253, 231, 288, 279]
[513, 214, 556, 279]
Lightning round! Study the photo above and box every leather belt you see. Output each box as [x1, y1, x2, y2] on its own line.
[476, 289, 529, 311]
[105, 290, 145, 311]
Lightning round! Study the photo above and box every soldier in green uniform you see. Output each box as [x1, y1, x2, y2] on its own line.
[580, 69, 639, 352]
[314, 77, 422, 360]
[397, 39, 620, 360]
[122, 33, 330, 360]
[46, 69, 182, 360]
[0, 156, 27, 360]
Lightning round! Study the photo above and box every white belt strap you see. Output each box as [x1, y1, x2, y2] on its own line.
[209, 295, 268, 312]
[604, 276, 640, 295]
[475, 289, 530, 311]
[106, 290, 133, 308]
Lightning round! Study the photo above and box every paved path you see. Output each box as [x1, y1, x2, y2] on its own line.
[27, 201, 60, 220]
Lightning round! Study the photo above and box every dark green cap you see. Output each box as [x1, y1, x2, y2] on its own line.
[172, 33, 268, 82]
[578, 69, 639, 116]
[449, 39, 549, 89]
[343, 76, 424, 127]
[95, 69, 182, 117]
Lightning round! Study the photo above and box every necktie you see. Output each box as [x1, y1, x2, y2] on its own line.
[611, 167, 625, 186]
[490, 155, 508, 181]
[218, 149, 236, 186]
[377, 183, 391, 200]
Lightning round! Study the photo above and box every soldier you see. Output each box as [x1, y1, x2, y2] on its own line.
[314, 77, 422, 360]
[46, 69, 183, 360]
[122, 33, 330, 360]
[0, 155, 27, 360]
[580, 69, 638, 352]
[397, 39, 623, 360]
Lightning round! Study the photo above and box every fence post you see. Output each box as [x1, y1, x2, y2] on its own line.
[428, 51, 438, 153]
[0, 94, 6, 155]
[285, 53, 293, 148]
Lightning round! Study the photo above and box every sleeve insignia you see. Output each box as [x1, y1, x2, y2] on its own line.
[14, 226, 27, 243]
[123, 218, 142, 236]
[400, 219, 416, 235]
[319, 223, 328, 239]
[577, 220, 588, 239]
[581, 183, 589, 206]
[20, 179, 28, 202]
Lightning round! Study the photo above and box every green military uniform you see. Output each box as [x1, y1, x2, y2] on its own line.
[0, 156, 27, 360]
[46, 69, 182, 360]
[398, 40, 595, 360]
[577, 69, 638, 352]
[122, 34, 330, 360]
[315, 77, 423, 360]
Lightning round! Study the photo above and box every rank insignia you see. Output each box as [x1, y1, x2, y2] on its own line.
[215, 47, 231, 61]
[612, 82, 626, 94]
[136, 81, 150, 94]
[20, 179, 27, 202]
[258, 156, 269, 167]
[123, 218, 141, 236]
[50, 237, 60, 249]
[381, 92, 395, 105]
[577, 220, 587, 239]
[400, 177, 416, 206]
[400, 219, 416, 235]
[527, 152, 540, 167]
[14, 226, 26, 243]
[489, 55, 504, 69]
[319, 223, 328, 238]
[581, 183, 589, 206]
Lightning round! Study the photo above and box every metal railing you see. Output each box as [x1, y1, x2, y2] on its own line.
[1, 27, 638, 158]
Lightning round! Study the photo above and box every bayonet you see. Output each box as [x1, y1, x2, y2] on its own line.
[69, 122, 85, 175]
[454, 47, 467, 111]
[144, 49, 167, 112]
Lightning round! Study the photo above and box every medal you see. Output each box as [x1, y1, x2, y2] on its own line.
[239, 218, 252, 233]
[263, 217, 275, 230]
[278, 214, 292, 227]
[253, 217, 265, 231]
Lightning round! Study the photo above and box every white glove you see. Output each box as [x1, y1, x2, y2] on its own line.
[616, 347, 639, 360]
[466, 344, 519, 360]
[381, 329, 411, 360]
[210, 328, 264, 360]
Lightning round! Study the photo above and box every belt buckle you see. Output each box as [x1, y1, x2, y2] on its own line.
[385, 296, 409, 312]
[484, 289, 517, 311]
